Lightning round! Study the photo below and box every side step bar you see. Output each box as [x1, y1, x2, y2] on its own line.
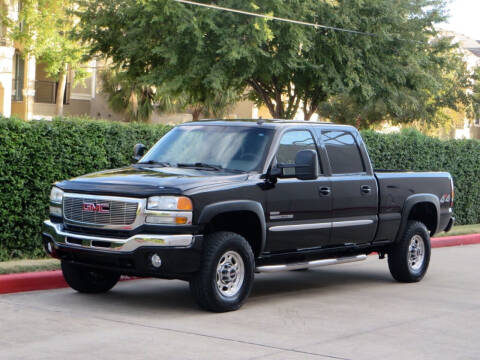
[256, 254, 367, 273]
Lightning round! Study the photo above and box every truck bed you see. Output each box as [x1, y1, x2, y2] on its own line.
[374, 171, 453, 243]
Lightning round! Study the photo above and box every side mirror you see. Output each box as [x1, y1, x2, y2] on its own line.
[294, 149, 319, 180]
[133, 143, 147, 162]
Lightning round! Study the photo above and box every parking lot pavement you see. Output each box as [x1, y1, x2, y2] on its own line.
[1, 245, 479, 360]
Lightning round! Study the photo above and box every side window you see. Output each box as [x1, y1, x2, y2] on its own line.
[321, 131, 365, 174]
[276, 130, 318, 176]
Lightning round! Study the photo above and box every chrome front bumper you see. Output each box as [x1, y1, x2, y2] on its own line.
[42, 220, 195, 253]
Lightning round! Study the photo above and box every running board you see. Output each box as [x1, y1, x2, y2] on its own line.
[255, 254, 368, 273]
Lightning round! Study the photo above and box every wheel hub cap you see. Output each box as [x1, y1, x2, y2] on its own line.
[216, 251, 245, 298]
[408, 235, 425, 272]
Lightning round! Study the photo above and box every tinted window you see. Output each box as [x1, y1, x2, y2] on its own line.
[276, 130, 318, 176]
[321, 131, 365, 174]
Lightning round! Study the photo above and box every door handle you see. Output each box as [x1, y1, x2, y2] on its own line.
[361, 185, 371, 194]
[319, 186, 331, 196]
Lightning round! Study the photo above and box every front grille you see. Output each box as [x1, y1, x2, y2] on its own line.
[63, 197, 138, 226]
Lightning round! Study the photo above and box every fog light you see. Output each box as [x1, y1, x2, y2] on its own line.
[146, 215, 176, 224]
[49, 206, 62, 217]
[47, 241, 53, 254]
[151, 253, 162, 268]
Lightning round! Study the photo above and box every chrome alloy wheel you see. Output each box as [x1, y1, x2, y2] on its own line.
[408, 234, 425, 272]
[216, 250, 245, 298]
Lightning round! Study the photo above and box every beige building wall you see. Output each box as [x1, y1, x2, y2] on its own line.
[31, 62, 95, 119]
[226, 99, 256, 119]
[0, 46, 14, 117]
[0, 0, 15, 117]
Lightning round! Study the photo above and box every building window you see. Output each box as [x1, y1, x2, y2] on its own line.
[475, 118, 480, 127]
[12, 53, 24, 102]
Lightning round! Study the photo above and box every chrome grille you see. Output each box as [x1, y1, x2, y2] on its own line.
[63, 196, 138, 226]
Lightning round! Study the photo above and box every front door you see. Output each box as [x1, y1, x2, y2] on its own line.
[265, 129, 332, 252]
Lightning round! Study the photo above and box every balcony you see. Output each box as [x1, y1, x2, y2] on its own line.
[34, 80, 69, 104]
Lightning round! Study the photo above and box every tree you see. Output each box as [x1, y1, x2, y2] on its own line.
[76, 0, 468, 124]
[469, 67, 480, 122]
[100, 67, 239, 122]
[76, 0, 244, 121]
[100, 69, 162, 122]
[10, 0, 88, 116]
[319, 34, 473, 129]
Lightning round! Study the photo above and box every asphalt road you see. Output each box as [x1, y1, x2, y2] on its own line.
[1, 245, 479, 360]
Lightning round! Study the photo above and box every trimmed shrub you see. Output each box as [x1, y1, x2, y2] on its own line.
[0, 117, 171, 260]
[362, 128, 480, 226]
[0, 118, 478, 260]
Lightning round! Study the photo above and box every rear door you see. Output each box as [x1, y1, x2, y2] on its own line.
[265, 128, 332, 252]
[317, 128, 378, 246]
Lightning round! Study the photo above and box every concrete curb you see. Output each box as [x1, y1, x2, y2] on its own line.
[0, 270, 67, 294]
[431, 233, 480, 249]
[1, 234, 480, 295]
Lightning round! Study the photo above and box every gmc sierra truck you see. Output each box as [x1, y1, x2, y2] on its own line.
[43, 120, 455, 312]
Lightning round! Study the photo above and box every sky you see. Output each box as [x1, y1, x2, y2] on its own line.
[441, 0, 480, 40]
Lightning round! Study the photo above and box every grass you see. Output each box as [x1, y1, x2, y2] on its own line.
[0, 258, 60, 275]
[435, 224, 480, 238]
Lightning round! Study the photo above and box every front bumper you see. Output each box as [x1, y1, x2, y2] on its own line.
[42, 220, 203, 278]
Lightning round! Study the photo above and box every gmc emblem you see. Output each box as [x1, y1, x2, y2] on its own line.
[82, 202, 110, 214]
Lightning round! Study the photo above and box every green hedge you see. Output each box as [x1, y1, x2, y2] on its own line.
[0, 118, 478, 260]
[362, 128, 480, 226]
[0, 117, 171, 261]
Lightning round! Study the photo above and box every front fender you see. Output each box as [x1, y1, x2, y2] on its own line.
[197, 200, 267, 253]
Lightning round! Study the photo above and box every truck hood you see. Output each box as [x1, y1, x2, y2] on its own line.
[56, 166, 249, 197]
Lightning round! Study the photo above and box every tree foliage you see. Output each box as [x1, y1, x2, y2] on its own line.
[9, 0, 89, 116]
[100, 69, 162, 122]
[75, 0, 469, 124]
[469, 66, 480, 122]
[100, 67, 240, 122]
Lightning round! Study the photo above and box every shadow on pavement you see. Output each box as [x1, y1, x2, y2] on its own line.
[55, 266, 393, 313]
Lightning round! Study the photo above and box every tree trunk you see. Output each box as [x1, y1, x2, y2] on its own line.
[56, 67, 67, 117]
[356, 116, 361, 129]
[192, 108, 202, 121]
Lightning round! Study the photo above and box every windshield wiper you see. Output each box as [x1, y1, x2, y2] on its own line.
[136, 160, 172, 167]
[176, 163, 246, 173]
[176, 162, 223, 171]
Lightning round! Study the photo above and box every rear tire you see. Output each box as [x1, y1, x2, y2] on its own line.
[189, 232, 255, 312]
[61, 261, 120, 293]
[388, 221, 431, 283]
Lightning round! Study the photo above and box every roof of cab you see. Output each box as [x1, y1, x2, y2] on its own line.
[179, 119, 357, 131]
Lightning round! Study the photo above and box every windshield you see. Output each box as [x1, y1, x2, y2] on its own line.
[140, 125, 274, 172]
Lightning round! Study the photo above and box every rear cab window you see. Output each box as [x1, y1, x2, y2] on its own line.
[318, 130, 365, 175]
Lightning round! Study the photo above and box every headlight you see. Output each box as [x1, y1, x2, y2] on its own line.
[147, 196, 192, 211]
[146, 196, 193, 225]
[50, 187, 64, 204]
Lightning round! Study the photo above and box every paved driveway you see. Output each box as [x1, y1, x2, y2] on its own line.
[1, 245, 479, 360]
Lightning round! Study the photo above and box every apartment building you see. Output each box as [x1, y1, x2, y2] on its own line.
[0, 0, 97, 120]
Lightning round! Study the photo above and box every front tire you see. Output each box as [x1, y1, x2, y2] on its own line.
[61, 261, 120, 293]
[189, 232, 255, 312]
[388, 221, 431, 283]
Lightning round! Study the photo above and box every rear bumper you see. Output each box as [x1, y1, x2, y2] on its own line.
[42, 220, 203, 278]
[444, 217, 455, 233]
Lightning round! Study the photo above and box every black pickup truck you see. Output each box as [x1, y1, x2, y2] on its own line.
[43, 120, 455, 312]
